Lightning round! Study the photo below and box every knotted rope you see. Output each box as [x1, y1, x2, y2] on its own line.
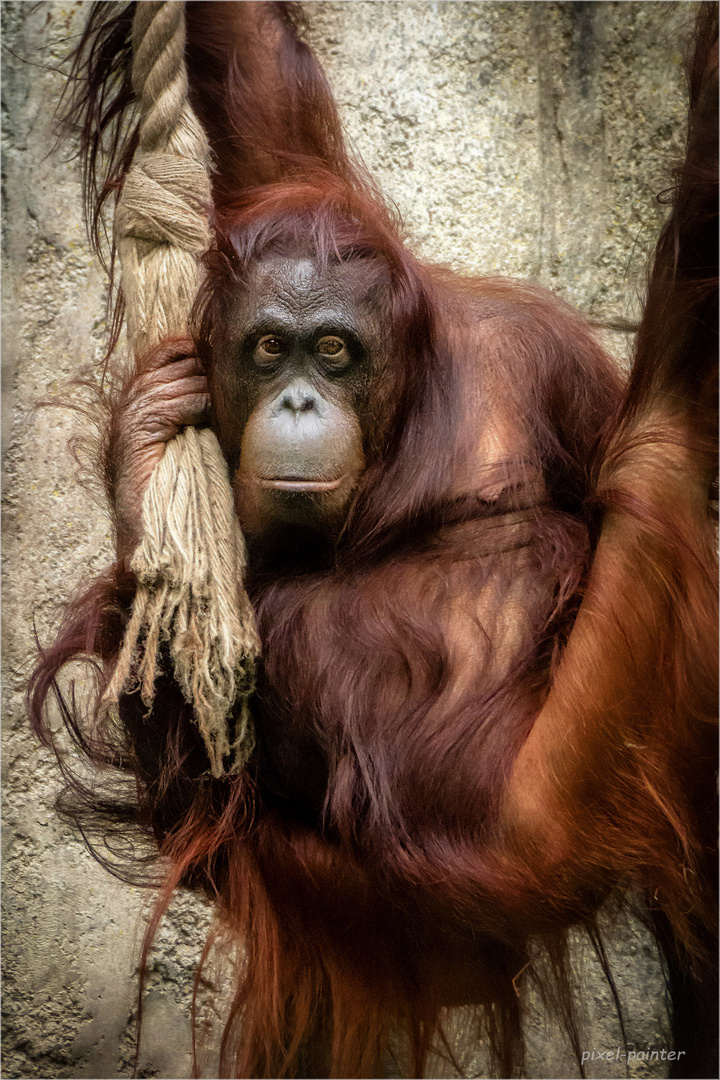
[102, 1, 260, 778]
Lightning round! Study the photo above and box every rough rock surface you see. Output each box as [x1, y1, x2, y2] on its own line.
[2, 3, 694, 1077]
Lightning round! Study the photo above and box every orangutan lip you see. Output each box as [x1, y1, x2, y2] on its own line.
[258, 476, 346, 493]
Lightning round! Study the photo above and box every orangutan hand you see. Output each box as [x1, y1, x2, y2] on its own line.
[107, 337, 210, 565]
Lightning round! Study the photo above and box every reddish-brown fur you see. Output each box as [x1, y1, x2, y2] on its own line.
[30, 3, 717, 1077]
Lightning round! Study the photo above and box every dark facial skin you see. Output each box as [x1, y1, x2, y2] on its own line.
[210, 256, 387, 558]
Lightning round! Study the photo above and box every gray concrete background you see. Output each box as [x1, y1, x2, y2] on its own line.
[1, 3, 696, 1077]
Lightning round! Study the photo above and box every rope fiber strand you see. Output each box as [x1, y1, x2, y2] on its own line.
[102, 0, 259, 777]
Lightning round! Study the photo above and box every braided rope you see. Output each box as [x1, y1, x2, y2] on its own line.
[103, 1, 259, 777]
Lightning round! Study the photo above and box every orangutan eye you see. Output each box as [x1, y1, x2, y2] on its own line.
[317, 336, 344, 356]
[253, 336, 286, 369]
[258, 336, 285, 356]
[316, 336, 350, 370]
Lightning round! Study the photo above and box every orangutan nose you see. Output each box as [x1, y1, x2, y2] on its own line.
[278, 382, 319, 417]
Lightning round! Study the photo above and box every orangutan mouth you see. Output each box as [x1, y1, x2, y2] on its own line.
[257, 476, 347, 493]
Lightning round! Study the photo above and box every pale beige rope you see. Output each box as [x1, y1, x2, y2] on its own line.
[102, 1, 260, 777]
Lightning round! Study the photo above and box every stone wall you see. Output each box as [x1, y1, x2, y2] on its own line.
[2, 3, 695, 1077]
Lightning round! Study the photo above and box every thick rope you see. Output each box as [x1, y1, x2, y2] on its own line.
[102, 1, 260, 777]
